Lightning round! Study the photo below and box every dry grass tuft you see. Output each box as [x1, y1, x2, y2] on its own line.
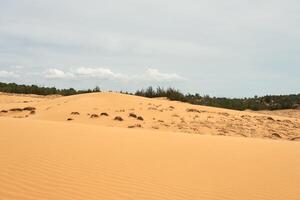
[128, 124, 142, 128]
[186, 108, 201, 113]
[71, 112, 80, 115]
[137, 116, 144, 121]
[271, 133, 281, 138]
[23, 107, 36, 111]
[90, 114, 99, 118]
[114, 116, 124, 121]
[129, 113, 137, 118]
[100, 112, 109, 116]
[9, 108, 23, 112]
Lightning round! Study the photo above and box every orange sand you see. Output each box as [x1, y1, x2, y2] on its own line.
[0, 92, 299, 199]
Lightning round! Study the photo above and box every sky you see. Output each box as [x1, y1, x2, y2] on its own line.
[0, 0, 299, 97]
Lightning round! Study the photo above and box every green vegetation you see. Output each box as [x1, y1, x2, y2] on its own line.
[0, 82, 100, 96]
[135, 87, 300, 111]
[0, 82, 299, 111]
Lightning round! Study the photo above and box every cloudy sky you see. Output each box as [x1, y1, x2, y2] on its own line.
[0, 0, 299, 97]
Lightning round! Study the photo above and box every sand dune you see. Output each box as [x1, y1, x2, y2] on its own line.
[0, 92, 300, 199]
[1, 118, 300, 200]
[253, 109, 300, 119]
[1, 92, 299, 140]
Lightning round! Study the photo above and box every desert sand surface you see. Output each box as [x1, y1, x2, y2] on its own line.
[1, 118, 300, 200]
[1, 92, 299, 140]
[1, 92, 300, 200]
[253, 109, 300, 119]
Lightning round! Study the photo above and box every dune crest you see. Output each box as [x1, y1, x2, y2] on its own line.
[1, 92, 299, 140]
[1, 92, 300, 199]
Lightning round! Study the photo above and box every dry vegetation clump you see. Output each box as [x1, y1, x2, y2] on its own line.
[90, 114, 99, 118]
[129, 113, 137, 118]
[219, 112, 230, 117]
[128, 124, 142, 128]
[9, 108, 23, 112]
[67, 118, 73, 121]
[271, 133, 281, 138]
[282, 119, 291, 123]
[1, 110, 8, 113]
[267, 117, 275, 121]
[71, 112, 80, 115]
[137, 116, 144, 121]
[23, 107, 36, 111]
[290, 137, 300, 141]
[30, 110, 36, 115]
[114, 116, 124, 121]
[100, 112, 109, 116]
[186, 108, 201, 113]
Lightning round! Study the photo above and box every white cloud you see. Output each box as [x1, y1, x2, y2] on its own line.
[0, 70, 19, 78]
[45, 68, 74, 79]
[144, 68, 184, 81]
[73, 67, 124, 79]
[43, 67, 184, 82]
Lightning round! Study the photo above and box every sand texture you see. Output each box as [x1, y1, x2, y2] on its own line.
[0, 92, 300, 200]
[1, 92, 299, 140]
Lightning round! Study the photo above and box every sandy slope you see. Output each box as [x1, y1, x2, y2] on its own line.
[0, 92, 300, 199]
[1, 92, 299, 140]
[1, 118, 300, 200]
[254, 109, 300, 119]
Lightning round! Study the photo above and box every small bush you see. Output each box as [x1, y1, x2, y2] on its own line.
[271, 133, 281, 138]
[23, 107, 36, 111]
[114, 116, 123, 121]
[137, 116, 144, 121]
[186, 108, 201, 113]
[128, 124, 142, 128]
[9, 108, 23, 112]
[71, 112, 80, 115]
[129, 113, 137, 118]
[90, 114, 99, 118]
[100, 112, 109, 116]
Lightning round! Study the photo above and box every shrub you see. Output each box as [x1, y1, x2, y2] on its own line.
[23, 107, 36, 111]
[90, 114, 99, 118]
[129, 113, 137, 118]
[137, 116, 144, 121]
[100, 112, 109, 116]
[9, 108, 23, 112]
[114, 116, 123, 121]
[71, 112, 80, 115]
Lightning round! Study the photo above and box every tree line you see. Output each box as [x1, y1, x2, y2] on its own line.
[0, 82, 299, 111]
[0, 82, 100, 96]
[135, 87, 300, 111]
